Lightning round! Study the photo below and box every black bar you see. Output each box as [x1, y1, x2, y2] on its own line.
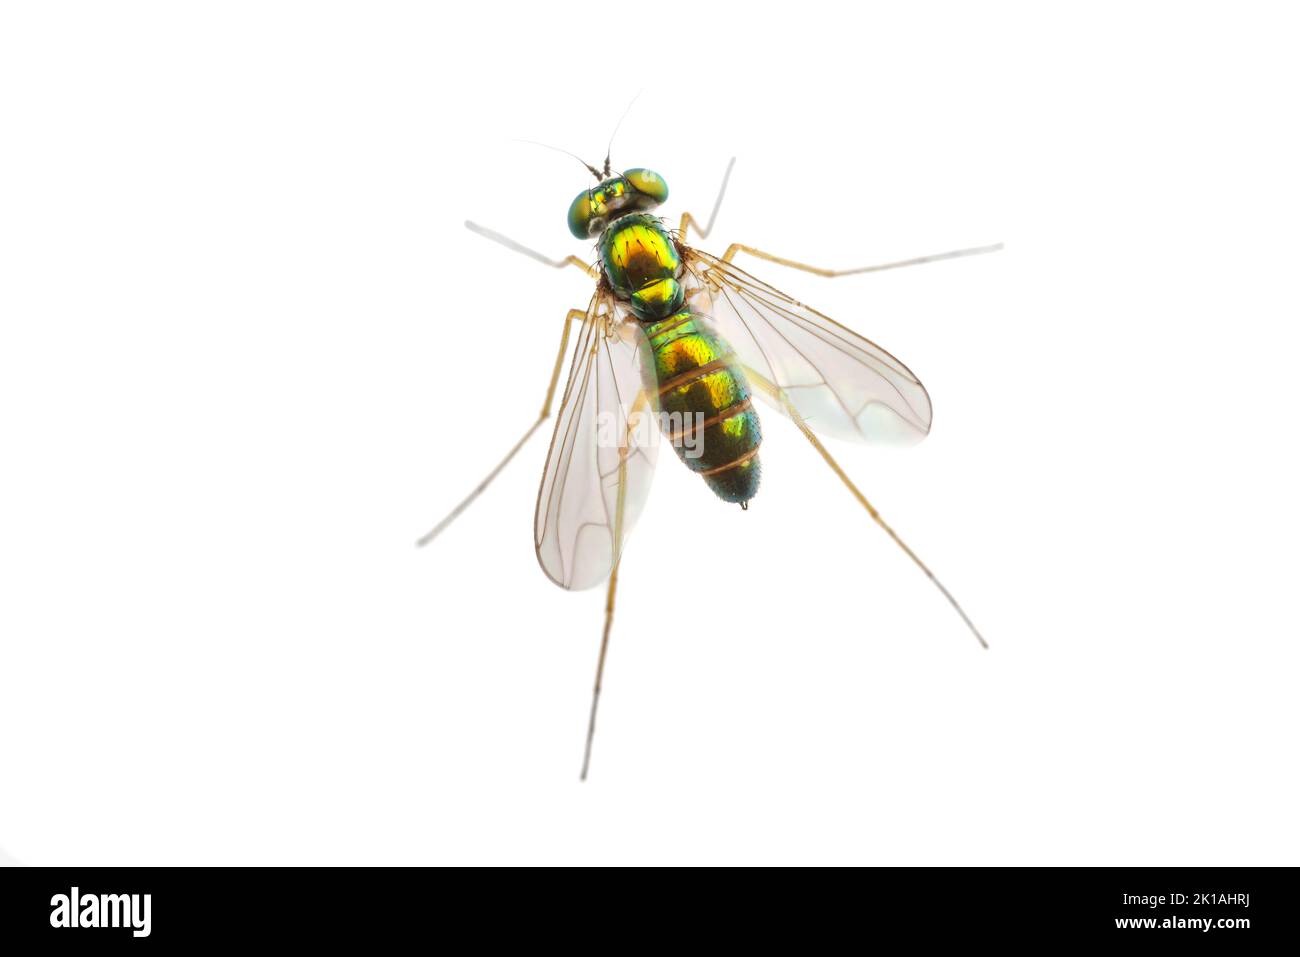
[0, 866, 1292, 946]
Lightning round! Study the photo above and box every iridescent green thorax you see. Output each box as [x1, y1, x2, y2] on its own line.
[599, 213, 684, 321]
[641, 310, 762, 504]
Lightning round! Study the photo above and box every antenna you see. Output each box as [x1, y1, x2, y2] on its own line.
[602, 92, 642, 177]
[513, 138, 603, 181]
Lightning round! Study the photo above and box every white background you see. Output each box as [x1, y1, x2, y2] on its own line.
[2, 2, 1297, 866]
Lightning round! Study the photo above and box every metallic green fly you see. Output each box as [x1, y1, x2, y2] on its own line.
[418, 140, 1001, 779]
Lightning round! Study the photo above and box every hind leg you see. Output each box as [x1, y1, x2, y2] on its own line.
[742, 364, 987, 650]
[721, 242, 1003, 277]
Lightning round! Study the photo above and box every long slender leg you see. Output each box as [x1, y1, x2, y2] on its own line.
[721, 241, 1004, 277]
[678, 157, 736, 242]
[744, 365, 988, 650]
[464, 221, 598, 277]
[580, 559, 619, 781]
[578, 389, 645, 780]
[415, 307, 586, 547]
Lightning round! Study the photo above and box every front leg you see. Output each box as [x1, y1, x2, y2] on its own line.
[678, 157, 736, 242]
[464, 221, 598, 278]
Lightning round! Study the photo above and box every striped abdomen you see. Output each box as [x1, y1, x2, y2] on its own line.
[641, 310, 762, 504]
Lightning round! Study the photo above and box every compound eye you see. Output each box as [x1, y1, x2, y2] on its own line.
[624, 168, 669, 204]
[567, 191, 595, 239]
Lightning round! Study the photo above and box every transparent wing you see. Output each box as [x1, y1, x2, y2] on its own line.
[534, 289, 659, 590]
[681, 248, 932, 445]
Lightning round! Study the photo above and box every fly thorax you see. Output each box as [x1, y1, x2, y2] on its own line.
[598, 213, 684, 322]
